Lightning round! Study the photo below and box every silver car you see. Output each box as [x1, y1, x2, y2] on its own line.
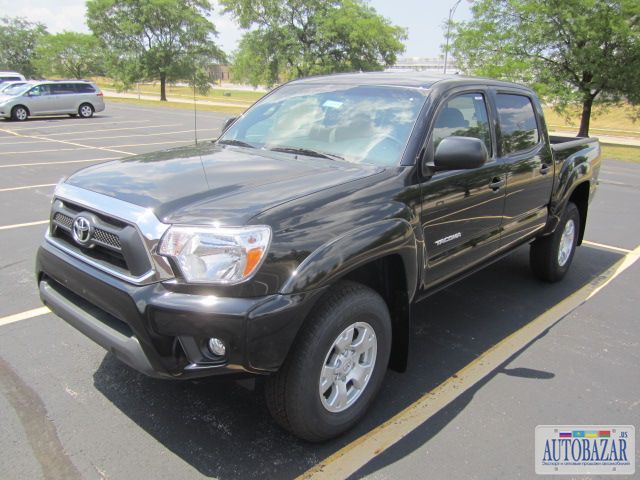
[0, 80, 106, 121]
[0, 81, 28, 94]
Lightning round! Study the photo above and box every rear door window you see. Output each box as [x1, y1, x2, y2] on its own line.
[51, 83, 76, 95]
[496, 94, 540, 155]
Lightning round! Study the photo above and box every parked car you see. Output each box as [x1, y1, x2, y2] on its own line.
[0, 71, 25, 83]
[36, 72, 601, 441]
[0, 80, 105, 121]
[0, 80, 28, 94]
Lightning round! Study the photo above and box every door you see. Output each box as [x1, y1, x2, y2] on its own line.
[493, 92, 554, 247]
[49, 83, 76, 113]
[420, 91, 506, 290]
[24, 84, 56, 114]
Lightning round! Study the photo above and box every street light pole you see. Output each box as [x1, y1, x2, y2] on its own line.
[443, 0, 462, 74]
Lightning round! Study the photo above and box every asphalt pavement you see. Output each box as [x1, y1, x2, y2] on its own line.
[0, 104, 638, 480]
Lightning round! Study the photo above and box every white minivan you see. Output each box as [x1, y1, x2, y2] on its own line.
[0, 80, 106, 121]
[0, 71, 26, 84]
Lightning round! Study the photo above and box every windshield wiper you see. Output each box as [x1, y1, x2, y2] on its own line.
[268, 146, 344, 161]
[217, 139, 256, 149]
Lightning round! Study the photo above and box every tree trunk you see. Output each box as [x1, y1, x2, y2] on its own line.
[160, 73, 167, 101]
[577, 95, 594, 137]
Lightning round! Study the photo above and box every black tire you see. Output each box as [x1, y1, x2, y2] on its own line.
[78, 103, 94, 118]
[11, 105, 28, 121]
[530, 202, 580, 282]
[265, 280, 392, 442]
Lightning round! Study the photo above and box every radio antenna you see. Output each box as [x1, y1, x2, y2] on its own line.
[193, 73, 198, 145]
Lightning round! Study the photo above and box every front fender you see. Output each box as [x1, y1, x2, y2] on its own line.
[280, 218, 418, 300]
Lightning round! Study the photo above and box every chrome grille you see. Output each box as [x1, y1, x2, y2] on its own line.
[47, 183, 174, 285]
[92, 228, 121, 249]
[54, 212, 73, 229]
[52, 212, 122, 250]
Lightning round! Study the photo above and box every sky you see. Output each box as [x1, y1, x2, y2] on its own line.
[0, 0, 474, 59]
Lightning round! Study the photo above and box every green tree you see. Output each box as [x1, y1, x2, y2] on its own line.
[34, 32, 105, 79]
[221, 0, 407, 87]
[0, 16, 48, 78]
[452, 0, 640, 137]
[86, 0, 225, 100]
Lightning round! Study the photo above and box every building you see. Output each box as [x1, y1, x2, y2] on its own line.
[387, 57, 460, 74]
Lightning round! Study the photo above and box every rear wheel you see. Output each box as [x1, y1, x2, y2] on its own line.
[265, 281, 391, 442]
[11, 105, 28, 121]
[78, 103, 94, 118]
[530, 202, 580, 282]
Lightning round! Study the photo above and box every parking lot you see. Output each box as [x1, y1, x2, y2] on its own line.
[0, 103, 638, 479]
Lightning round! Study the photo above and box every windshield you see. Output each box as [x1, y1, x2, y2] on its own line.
[1, 83, 30, 96]
[219, 83, 428, 166]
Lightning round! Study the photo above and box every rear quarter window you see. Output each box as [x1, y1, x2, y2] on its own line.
[75, 83, 96, 93]
[496, 94, 539, 155]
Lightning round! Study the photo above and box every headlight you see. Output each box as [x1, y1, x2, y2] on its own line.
[158, 225, 271, 284]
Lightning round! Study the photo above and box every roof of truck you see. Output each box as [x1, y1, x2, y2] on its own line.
[289, 71, 532, 92]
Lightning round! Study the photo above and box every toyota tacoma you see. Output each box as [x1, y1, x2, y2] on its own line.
[36, 72, 601, 441]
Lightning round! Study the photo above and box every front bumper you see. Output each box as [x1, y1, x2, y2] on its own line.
[37, 241, 323, 379]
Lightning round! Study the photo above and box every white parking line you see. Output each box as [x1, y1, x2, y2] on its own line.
[1, 119, 149, 133]
[0, 157, 120, 169]
[0, 220, 48, 231]
[0, 129, 195, 146]
[583, 240, 632, 254]
[299, 245, 640, 480]
[0, 307, 50, 328]
[108, 139, 193, 148]
[0, 183, 56, 192]
[0, 139, 52, 146]
[0, 127, 134, 155]
[67, 129, 195, 142]
[45, 123, 180, 137]
[0, 147, 87, 155]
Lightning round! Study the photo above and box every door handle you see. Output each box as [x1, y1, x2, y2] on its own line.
[489, 177, 505, 191]
[540, 164, 551, 175]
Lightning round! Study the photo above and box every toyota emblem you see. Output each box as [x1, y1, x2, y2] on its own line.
[72, 216, 92, 245]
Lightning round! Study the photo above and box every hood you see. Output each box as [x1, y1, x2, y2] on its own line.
[66, 143, 384, 225]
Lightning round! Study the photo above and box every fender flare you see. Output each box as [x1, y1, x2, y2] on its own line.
[543, 154, 595, 237]
[280, 218, 418, 301]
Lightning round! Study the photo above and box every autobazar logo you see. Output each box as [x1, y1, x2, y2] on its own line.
[535, 425, 635, 475]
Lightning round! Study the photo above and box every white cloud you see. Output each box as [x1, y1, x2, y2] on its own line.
[211, 11, 242, 54]
[0, 0, 89, 32]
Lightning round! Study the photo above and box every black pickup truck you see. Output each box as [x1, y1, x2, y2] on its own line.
[36, 72, 601, 441]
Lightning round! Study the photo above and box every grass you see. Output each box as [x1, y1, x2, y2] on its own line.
[105, 96, 247, 115]
[544, 104, 640, 138]
[601, 144, 640, 163]
[93, 77, 266, 104]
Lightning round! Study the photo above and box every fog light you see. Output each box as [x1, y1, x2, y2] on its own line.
[208, 338, 226, 356]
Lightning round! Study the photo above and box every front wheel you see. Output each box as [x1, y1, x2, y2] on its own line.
[11, 105, 28, 121]
[265, 281, 391, 442]
[78, 103, 94, 118]
[530, 202, 580, 282]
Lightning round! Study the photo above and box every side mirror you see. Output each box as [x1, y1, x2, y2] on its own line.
[221, 117, 237, 134]
[433, 136, 488, 171]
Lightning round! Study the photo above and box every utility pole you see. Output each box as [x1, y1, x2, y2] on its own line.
[443, 0, 462, 74]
